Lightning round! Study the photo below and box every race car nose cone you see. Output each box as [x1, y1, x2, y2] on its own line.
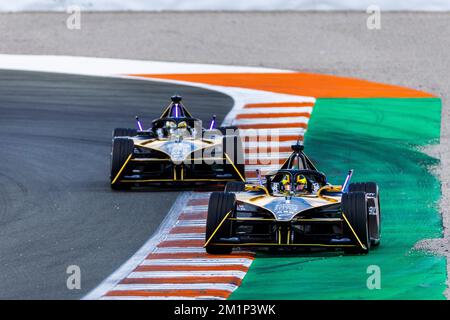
[171, 95, 182, 103]
[160, 140, 195, 164]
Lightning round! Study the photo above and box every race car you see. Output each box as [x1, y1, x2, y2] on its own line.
[204, 143, 381, 254]
[110, 95, 245, 189]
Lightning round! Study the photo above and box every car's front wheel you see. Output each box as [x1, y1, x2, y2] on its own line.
[110, 138, 134, 190]
[113, 128, 137, 138]
[348, 182, 381, 246]
[342, 191, 370, 254]
[205, 192, 235, 254]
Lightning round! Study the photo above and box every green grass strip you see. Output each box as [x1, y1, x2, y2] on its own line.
[230, 98, 446, 299]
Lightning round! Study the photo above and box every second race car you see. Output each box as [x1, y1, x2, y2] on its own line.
[110, 95, 245, 189]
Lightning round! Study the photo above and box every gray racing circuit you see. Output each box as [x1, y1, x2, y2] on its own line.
[0, 70, 233, 299]
[1, 11, 449, 299]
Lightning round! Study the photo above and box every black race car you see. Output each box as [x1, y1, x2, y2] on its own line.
[204, 144, 381, 254]
[110, 95, 245, 189]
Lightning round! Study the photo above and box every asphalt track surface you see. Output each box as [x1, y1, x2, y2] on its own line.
[0, 70, 233, 299]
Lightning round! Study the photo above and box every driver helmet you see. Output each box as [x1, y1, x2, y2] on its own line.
[296, 175, 307, 191]
[177, 121, 190, 137]
[165, 120, 176, 129]
[165, 121, 177, 136]
[281, 174, 291, 192]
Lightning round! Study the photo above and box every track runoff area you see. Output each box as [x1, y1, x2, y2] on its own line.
[2, 55, 444, 300]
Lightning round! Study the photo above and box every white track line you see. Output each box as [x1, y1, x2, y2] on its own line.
[112, 283, 238, 291]
[175, 219, 206, 226]
[239, 128, 307, 136]
[100, 296, 226, 300]
[234, 117, 310, 125]
[154, 247, 207, 254]
[182, 205, 208, 212]
[244, 140, 299, 148]
[164, 233, 205, 240]
[245, 152, 292, 160]
[0, 54, 292, 76]
[237, 107, 313, 114]
[141, 259, 253, 266]
[128, 271, 248, 278]
[245, 165, 281, 172]
[189, 193, 212, 199]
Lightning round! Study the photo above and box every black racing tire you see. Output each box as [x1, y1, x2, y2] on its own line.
[225, 181, 246, 192]
[110, 138, 134, 190]
[348, 182, 377, 195]
[205, 192, 235, 254]
[222, 135, 246, 182]
[113, 128, 137, 138]
[342, 191, 370, 254]
[348, 182, 381, 246]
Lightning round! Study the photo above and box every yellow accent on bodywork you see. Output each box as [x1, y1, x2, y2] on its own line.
[210, 243, 356, 248]
[228, 217, 276, 221]
[245, 184, 270, 195]
[317, 185, 343, 203]
[235, 190, 342, 217]
[224, 152, 245, 182]
[342, 212, 367, 250]
[111, 154, 132, 185]
[204, 210, 233, 247]
[133, 137, 221, 162]
[121, 178, 240, 183]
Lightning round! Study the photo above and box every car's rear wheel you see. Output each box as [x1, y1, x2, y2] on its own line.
[348, 182, 381, 246]
[111, 138, 134, 190]
[222, 135, 246, 182]
[225, 181, 246, 192]
[342, 191, 370, 254]
[113, 128, 137, 138]
[205, 192, 235, 254]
